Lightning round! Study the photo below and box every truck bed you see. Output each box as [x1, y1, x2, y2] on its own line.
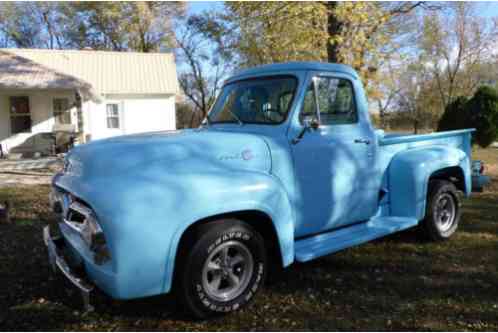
[380, 129, 474, 148]
[378, 129, 474, 165]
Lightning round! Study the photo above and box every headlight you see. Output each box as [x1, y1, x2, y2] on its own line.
[81, 213, 102, 247]
[49, 190, 63, 215]
[85, 214, 111, 265]
[65, 201, 111, 265]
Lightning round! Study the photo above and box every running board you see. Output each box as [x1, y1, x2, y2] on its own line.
[295, 216, 418, 262]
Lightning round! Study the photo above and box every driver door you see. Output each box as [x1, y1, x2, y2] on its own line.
[291, 74, 377, 237]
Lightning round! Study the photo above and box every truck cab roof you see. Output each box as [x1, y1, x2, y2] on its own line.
[226, 61, 359, 84]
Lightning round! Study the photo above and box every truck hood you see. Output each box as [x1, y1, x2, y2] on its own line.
[65, 129, 272, 179]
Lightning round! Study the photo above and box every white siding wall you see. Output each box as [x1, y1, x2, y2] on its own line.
[86, 94, 176, 141]
[0, 91, 177, 152]
[0, 90, 76, 153]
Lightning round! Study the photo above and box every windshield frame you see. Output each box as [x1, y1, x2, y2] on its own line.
[208, 75, 299, 126]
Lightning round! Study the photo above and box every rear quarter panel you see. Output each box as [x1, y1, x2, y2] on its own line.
[378, 130, 473, 220]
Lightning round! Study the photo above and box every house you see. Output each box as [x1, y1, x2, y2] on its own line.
[0, 48, 178, 156]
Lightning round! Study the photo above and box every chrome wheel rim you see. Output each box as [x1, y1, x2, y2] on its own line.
[201, 240, 254, 302]
[435, 193, 456, 232]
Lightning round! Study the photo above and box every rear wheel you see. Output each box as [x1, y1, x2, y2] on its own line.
[175, 219, 267, 319]
[421, 180, 461, 241]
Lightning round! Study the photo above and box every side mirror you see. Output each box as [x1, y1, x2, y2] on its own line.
[293, 116, 319, 144]
[303, 116, 320, 130]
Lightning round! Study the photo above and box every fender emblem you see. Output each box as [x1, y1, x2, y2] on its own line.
[241, 149, 253, 161]
[219, 149, 254, 161]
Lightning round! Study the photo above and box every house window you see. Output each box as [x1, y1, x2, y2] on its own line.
[10, 96, 31, 134]
[53, 98, 71, 125]
[106, 103, 120, 129]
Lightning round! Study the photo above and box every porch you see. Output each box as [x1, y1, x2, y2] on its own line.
[0, 50, 97, 157]
[0, 89, 82, 157]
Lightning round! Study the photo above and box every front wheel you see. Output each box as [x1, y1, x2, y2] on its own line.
[420, 180, 461, 241]
[175, 219, 267, 319]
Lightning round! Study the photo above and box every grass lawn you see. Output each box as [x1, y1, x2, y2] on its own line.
[0, 148, 497, 331]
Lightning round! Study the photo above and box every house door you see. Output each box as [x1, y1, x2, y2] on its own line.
[9, 96, 31, 135]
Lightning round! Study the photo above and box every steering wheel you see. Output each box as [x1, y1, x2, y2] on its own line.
[262, 108, 285, 122]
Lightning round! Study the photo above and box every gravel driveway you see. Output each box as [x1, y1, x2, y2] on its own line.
[0, 157, 62, 187]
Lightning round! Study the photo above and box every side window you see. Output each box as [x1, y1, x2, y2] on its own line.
[300, 77, 357, 125]
[278, 91, 293, 114]
[316, 77, 357, 125]
[299, 84, 316, 122]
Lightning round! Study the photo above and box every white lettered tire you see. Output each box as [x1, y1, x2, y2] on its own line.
[421, 180, 461, 241]
[175, 219, 267, 319]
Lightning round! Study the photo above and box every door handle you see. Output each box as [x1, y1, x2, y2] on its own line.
[354, 138, 371, 145]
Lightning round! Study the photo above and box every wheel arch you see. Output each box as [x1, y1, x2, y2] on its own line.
[388, 145, 470, 220]
[172, 209, 284, 282]
[428, 166, 467, 193]
[163, 198, 295, 294]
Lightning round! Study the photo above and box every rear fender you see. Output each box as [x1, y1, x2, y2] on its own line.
[388, 146, 470, 220]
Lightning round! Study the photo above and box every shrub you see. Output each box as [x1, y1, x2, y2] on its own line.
[437, 96, 469, 132]
[437, 87, 498, 148]
[467, 86, 498, 148]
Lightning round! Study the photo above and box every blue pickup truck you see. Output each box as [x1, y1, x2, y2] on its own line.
[44, 62, 488, 318]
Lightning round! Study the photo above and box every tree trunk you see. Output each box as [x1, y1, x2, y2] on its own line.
[189, 110, 197, 128]
[326, 2, 342, 63]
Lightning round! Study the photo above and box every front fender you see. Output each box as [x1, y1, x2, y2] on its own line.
[55, 169, 295, 298]
[163, 170, 295, 293]
[388, 146, 470, 220]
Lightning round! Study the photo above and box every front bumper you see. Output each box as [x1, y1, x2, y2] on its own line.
[43, 225, 95, 311]
[48, 182, 171, 300]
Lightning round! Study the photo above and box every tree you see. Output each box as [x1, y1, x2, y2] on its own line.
[418, 3, 498, 110]
[175, 16, 230, 125]
[327, 2, 430, 95]
[0, 2, 185, 52]
[437, 96, 469, 132]
[62, 2, 185, 52]
[373, 59, 403, 128]
[467, 86, 498, 147]
[0, 2, 65, 48]
[196, 2, 430, 98]
[392, 61, 441, 133]
[176, 102, 202, 129]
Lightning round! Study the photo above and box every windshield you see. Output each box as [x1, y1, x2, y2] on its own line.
[209, 76, 297, 125]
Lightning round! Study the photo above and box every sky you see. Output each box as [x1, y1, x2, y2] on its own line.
[187, 1, 223, 15]
[477, 1, 498, 17]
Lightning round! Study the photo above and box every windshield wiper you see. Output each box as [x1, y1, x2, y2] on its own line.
[207, 109, 244, 126]
[202, 113, 212, 128]
[228, 109, 244, 126]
